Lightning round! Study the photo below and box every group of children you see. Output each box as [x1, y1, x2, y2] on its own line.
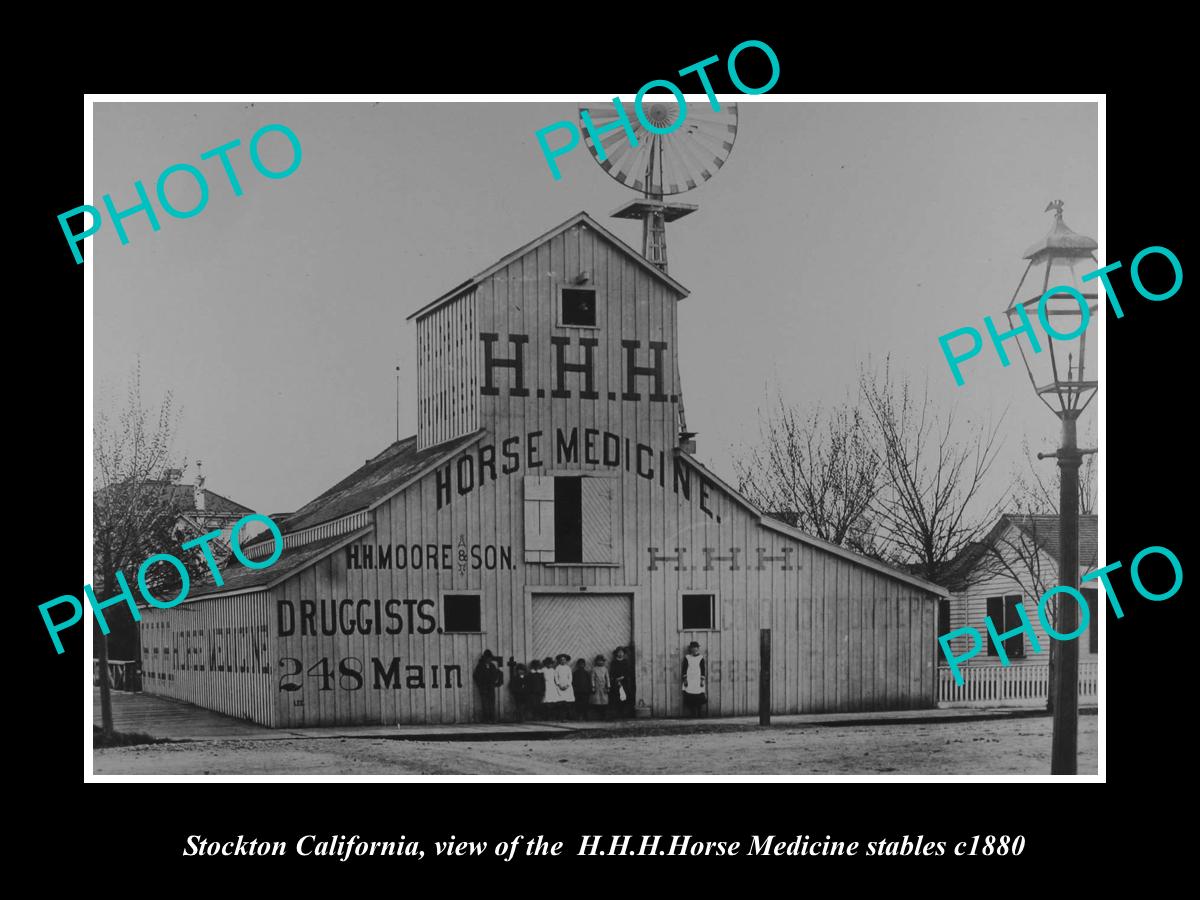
[495, 646, 636, 722]
[475, 643, 710, 721]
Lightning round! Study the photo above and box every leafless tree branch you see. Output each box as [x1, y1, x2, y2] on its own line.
[735, 385, 882, 554]
[859, 356, 1008, 587]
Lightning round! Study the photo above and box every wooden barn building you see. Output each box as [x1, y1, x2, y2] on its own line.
[138, 211, 947, 726]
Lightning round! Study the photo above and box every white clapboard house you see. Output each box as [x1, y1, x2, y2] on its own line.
[938, 514, 1099, 706]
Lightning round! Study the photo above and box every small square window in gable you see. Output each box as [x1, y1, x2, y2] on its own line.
[561, 288, 597, 327]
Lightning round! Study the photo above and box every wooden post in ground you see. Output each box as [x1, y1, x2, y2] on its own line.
[759, 628, 771, 726]
[97, 622, 114, 739]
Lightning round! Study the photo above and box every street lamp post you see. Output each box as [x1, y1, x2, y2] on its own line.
[1004, 200, 1098, 776]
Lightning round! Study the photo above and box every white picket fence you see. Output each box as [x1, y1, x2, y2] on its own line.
[938, 661, 1098, 707]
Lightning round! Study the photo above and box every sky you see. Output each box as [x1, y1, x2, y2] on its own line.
[92, 100, 1098, 519]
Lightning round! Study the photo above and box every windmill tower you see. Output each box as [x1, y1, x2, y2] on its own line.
[579, 98, 738, 273]
[579, 96, 739, 443]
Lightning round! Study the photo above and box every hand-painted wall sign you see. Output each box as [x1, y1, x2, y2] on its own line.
[277, 598, 438, 637]
[277, 656, 464, 693]
[479, 334, 675, 403]
[165, 625, 271, 674]
[646, 546, 796, 571]
[345, 543, 514, 571]
[434, 427, 718, 517]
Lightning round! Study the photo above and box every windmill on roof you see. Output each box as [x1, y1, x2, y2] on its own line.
[579, 96, 739, 446]
[579, 98, 739, 274]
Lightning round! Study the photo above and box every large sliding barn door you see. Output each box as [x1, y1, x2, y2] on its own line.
[531, 594, 632, 664]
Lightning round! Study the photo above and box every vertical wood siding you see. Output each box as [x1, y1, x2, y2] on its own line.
[170, 221, 940, 727]
[139, 592, 275, 726]
[417, 290, 479, 449]
[261, 223, 938, 725]
[265, 463, 938, 726]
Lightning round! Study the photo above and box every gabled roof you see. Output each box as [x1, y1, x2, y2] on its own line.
[940, 540, 991, 593]
[245, 429, 485, 541]
[406, 211, 690, 322]
[94, 481, 254, 517]
[189, 527, 372, 599]
[676, 450, 949, 598]
[195, 488, 256, 517]
[1007, 514, 1098, 568]
[944, 513, 1099, 592]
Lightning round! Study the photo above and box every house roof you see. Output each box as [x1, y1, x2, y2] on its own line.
[189, 528, 371, 599]
[940, 540, 991, 593]
[94, 481, 254, 517]
[944, 513, 1099, 592]
[231, 439, 946, 598]
[243, 430, 485, 543]
[406, 211, 691, 322]
[1007, 514, 1098, 568]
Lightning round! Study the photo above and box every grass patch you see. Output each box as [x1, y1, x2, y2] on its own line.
[93, 725, 162, 748]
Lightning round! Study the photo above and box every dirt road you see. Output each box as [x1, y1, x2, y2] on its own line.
[94, 715, 1097, 775]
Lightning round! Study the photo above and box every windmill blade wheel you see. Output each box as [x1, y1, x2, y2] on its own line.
[579, 99, 738, 196]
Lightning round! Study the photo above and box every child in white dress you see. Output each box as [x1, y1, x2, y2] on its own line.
[553, 653, 575, 720]
[541, 656, 560, 719]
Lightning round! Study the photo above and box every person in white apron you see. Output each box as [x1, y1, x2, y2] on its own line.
[681, 641, 707, 717]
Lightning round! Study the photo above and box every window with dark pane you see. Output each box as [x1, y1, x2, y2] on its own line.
[1003, 595, 1026, 658]
[681, 593, 715, 630]
[561, 288, 597, 327]
[443, 594, 482, 633]
[985, 597, 1003, 656]
[937, 599, 951, 636]
[1083, 587, 1098, 654]
[936, 598, 951, 661]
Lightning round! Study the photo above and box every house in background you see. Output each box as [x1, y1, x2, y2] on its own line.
[937, 513, 1099, 706]
[93, 465, 261, 675]
[164, 463, 265, 557]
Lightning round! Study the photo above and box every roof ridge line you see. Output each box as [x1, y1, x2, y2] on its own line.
[406, 211, 689, 323]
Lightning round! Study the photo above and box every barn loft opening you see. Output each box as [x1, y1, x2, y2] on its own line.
[560, 288, 597, 327]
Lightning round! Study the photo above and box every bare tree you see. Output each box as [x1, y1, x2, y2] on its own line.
[93, 361, 194, 737]
[990, 425, 1098, 621]
[977, 512, 1063, 712]
[859, 358, 1007, 587]
[1012, 426, 1097, 516]
[992, 425, 1097, 595]
[980, 517, 1058, 598]
[735, 391, 881, 554]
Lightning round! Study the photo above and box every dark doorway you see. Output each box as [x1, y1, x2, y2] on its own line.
[554, 476, 582, 562]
